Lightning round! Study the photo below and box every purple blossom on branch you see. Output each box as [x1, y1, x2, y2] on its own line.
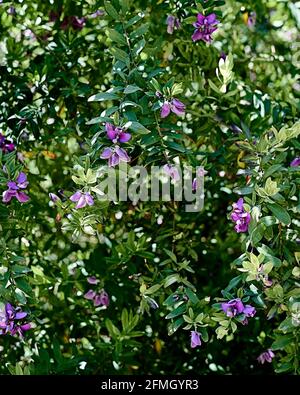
[192, 13, 219, 43]
[221, 298, 244, 317]
[166, 15, 181, 34]
[161, 98, 185, 118]
[257, 349, 275, 364]
[190, 330, 201, 348]
[84, 290, 110, 307]
[87, 276, 99, 285]
[0, 303, 31, 338]
[100, 146, 130, 167]
[290, 157, 300, 167]
[230, 198, 251, 233]
[2, 172, 30, 203]
[221, 298, 256, 322]
[90, 10, 105, 18]
[0, 132, 15, 153]
[49, 193, 60, 203]
[70, 191, 94, 209]
[106, 123, 131, 144]
[247, 12, 256, 28]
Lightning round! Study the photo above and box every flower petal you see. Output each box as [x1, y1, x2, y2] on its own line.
[160, 102, 171, 118]
[118, 132, 131, 143]
[70, 191, 82, 202]
[100, 147, 113, 159]
[16, 191, 30, 203]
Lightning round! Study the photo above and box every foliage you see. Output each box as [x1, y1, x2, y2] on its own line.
[0, 0, 299, 375]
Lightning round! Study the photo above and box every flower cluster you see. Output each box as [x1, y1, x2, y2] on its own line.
[221, 298, 256, 325]
[257, 349, 275, 364]
[70, 191, 94, 209]
[230, 198, 251, 233]
[2, 172, 30, 203]
[100, 122, 131, 167]
[192, 13, 219, 43]
[0, 303, 31, 338]
[84, 277, 109, 307]
[161, 98, 185, 118]
[0, 132, 15, 153]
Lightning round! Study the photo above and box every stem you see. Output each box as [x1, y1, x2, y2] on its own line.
[154, 112, 169, 163]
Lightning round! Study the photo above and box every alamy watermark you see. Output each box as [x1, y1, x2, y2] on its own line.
[93, 164, 206, 213]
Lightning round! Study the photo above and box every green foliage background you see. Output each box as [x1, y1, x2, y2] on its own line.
[0, 0, 299, 375]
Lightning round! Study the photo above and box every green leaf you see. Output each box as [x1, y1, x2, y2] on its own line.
[185, 288, 199, 304]
[164, 274, 180, 288]
[271, 335, 294, 350]
[106, 29, 127, 45]
[130, 23, 149, 39]
[125, 14, 144, 28]
[144, 284, 162, 295]
[132, 38, 146, 57]
[105, 318, 121, 338]
[15, 278, 33, 295]
[165, 303, 186, 319]
[11, 264, 31, 274]
[267, 203, 291, 225]
[163, 248, 177, 262]
[104, 1, 119, 19]
[124, 85, 142, 94]
[121, 309, 128, 331]
[167, 317, 184, 335]
[88, 92, 119, 102]
[110, 47, 130, 66]
[250, 224, 265, 246]
[166, 141, 186, 153]
[224, 275, 242, 292]
[124, 121, 150, 134]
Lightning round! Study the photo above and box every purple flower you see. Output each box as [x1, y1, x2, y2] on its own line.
[90, 10, 105, 18]
[221, 298, 245, 317]
[87, 276, 99, 285]
[106, 123, 131, 144]
[2, 172, 30, 203]
[257, 349, 275, 364]
[190, 331, 201, 348]
[221, 298, 256, 323]
[247, 12, 256, 28]
[84, 289, 109, 307]
[0, 132, 15, 153]
[220, 52, 227, 61]
[23, 29, 36, 40]
[71, 16, 86, 30]
[290, 157, 300, 167]
[230, 198, 251, 233]
[192, 13, 219, 43]
[243, 304, 256, 317]
[84, 290, 96, 300]
[70, 191, 94, 209]
[163, 164, 180, 181]
[0, 303, 31, 338]
[100, 146, 130, 167]
[49, 193, 60, 203]
[166, 15, 181, 34]
[7, 6, 16, 15]
[161, 98, 185, 118]
[99, 291, 110, 307]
